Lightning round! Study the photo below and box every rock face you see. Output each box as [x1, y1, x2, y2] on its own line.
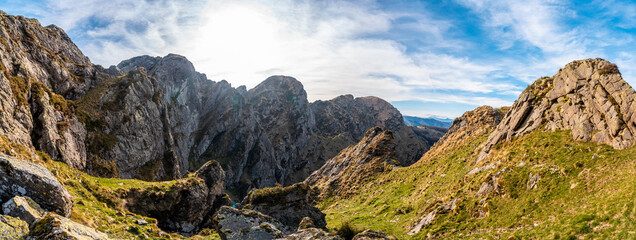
[421, 106, 507, 162]
[2, 196, 45, 224]
[0, 155, 73, 217]
[28, 213, 109, 240]
[478, 59, 636, 161]
[214, 206, 292, 240]
[0, 12, 94, 170]
[306, 127, 398, 198]
[83, 54, 430, 196]
[0, 215, 29, 239]
[122, 162, 226, 234]
[308, 95, 429, 169]
[242, 183, 326, 229]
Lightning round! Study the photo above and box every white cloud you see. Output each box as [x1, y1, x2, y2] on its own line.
[1, 0, 535, 117]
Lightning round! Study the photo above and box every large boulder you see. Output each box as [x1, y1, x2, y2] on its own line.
[214, 206, 292, 240]
[0, 215, 29, 239]
[27, 213, 109, 240]
[0, 155, 73, 217]
[242, 183, 326, 229]
[2, 196, 45, 224]
[122, 162, 225, 235]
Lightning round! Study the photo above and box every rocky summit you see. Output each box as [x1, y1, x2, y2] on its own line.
[479, 58, 636, 161]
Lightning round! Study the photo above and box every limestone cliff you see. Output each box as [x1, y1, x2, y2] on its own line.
[0, 11, 102, 170]
[478, 58, 636, 162]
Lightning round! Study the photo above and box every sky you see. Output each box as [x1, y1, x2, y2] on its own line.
[2, 0, 636, 118]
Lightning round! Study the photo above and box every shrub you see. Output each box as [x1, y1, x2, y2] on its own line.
[336, 221, 360, 240]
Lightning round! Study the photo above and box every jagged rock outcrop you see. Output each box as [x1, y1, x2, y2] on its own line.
[0, 12, 95, 169]
[0, 215, 29, 239]
[28, 213, 109, 240]
[122, 162, 226, 234]
[420, 106, 507, 161]
[2, 196, 45, 225]
[84, 54, 430, 196]
[242, 183, 326, 229]
[305, 95, 429, 171]
[478, 59, 636, 162]
[306, 127, 399, 198]
[0, 154, 73, 217]
[214, 206, 293, 240]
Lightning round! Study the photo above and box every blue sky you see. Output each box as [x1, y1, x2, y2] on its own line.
[2, 0, 636, 118]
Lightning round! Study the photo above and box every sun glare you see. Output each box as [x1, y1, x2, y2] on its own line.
[188, 3, 286, 86]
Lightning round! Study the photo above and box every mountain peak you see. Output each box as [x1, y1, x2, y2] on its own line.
[305, 126, 397, 198]
[252, 75, 305, 93]
[478, 58, 636, 162]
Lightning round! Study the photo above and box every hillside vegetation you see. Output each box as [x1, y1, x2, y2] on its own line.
[320, 127, 635, 239]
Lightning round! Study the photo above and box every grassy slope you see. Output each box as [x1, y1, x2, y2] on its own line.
[320, 130, 635, 239]
[0, 135, 220, 240]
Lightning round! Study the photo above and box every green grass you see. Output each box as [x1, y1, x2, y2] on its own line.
[320, 130, 636, 239]
[0, 134, 221, 239]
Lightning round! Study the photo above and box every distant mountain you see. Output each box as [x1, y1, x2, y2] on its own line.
[403, 115, 453, 128]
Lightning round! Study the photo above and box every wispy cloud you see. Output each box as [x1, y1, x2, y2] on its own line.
[2, 0, 635, 117]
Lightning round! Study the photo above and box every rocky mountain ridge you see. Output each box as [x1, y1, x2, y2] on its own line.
[0, 10, 438, 202]
[478, 58, 636, 162]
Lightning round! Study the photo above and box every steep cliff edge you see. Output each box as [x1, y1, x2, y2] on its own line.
[0, 11, 111, 170]
[306, 127, 398, 198]
[478, 58, 636, 162]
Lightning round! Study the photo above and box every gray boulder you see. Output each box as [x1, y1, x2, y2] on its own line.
[0, 215, 29, 239]
[214, 206, 292, 240]
[2, 196, 45, 224]
[242, 183, 326, 229]
[27, 213, 109, 240]
[0, 155, 73, 217]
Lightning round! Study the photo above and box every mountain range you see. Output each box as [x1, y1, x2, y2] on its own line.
[403, 115, 453, 128]
[0, 10, 633, 240]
